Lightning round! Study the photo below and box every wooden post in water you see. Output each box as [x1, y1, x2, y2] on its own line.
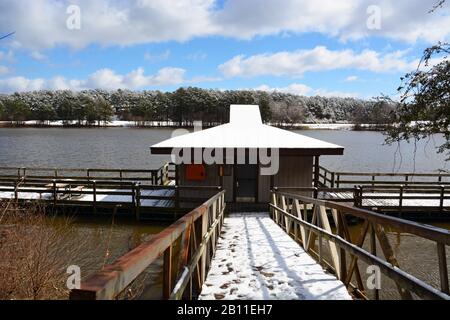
[399, 185, 404, 217]
[135, 183, 141, 221]
[53, 179, 57, 207]
[131, 182, 137, 216]
[14, 180, 18, 202]
[92, 180, 97, 214]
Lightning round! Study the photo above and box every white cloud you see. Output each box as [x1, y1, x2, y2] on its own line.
[345, 75, 359, 82]
[30, 51, 47, 61]
[215, 0, 450, 43]
[219, 47, 421, 77]
[0, 66, 10, 75]
[144, 50, 171, 63]
[186, 51, 208, 61]
[0, 76, 46, 92]
[255, 83, 359, 98]
[0, 0, 448, 50]
[0, 67, 195, 93]
[0, 0, 216, 50]
[0, 50, 14, 62]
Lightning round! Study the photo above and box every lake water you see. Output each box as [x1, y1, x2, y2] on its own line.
[0, 127, 449, 300]
[0, 127, 448, 172]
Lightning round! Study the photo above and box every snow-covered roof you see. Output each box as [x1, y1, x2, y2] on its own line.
[151, 105, 344, 156]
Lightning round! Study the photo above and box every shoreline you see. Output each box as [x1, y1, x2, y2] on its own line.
[0, 120, 388, 131]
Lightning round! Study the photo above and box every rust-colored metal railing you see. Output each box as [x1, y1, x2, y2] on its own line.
[69, 190, 225, 300]
[270, 190, 450, 300]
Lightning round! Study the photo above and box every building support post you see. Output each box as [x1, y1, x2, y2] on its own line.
[314, 156, 320, 188]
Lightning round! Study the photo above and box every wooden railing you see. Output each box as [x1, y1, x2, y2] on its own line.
[70, 190, 226, 300]
[270, 190, 450, 300]
[0, 176, 221, 220]
[315, 166, 450, 188]
[274, 186, 450, 215]
[0, 162, 176, 186]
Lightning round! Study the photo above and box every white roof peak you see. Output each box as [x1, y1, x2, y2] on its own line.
[230, 105, 262, 126]
[151, 104, 344, 155]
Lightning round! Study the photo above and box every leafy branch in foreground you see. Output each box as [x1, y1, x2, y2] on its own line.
[385, 42, 450, 157]
[386, 1, 450, 158]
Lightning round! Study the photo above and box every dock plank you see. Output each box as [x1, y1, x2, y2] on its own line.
[0, 186, 177, 208]
[199, 213, 351, 300]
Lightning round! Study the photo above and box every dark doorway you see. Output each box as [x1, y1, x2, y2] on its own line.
[234, 164, 258, 202]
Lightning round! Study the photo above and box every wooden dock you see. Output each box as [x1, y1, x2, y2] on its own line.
[69, 189, 450, 300]
[275, 185, 450, 218]
[2, 163, 450, 219]
[0, 164, 223, 220]
[199, 213, 351, 300]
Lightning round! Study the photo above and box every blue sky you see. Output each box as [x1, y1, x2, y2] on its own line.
[0, 0, 449, 99]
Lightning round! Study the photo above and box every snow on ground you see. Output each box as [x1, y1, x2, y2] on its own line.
[0, 120, 381, 130]
[0, 120, 178, 127]
[325, 191, 450, 207]
[0, 187, 175, 207]
[199, 213, 352, 300]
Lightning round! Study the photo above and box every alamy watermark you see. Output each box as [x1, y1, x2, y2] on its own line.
[366, 265, 381, 290]
[366, 5, 382, 30]
[170, 122, 280, 175]
[66, 4, 81, 30]
[66, 265, 81, 290]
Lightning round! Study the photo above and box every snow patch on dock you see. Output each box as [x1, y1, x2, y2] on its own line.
[200, 213, 352, 300]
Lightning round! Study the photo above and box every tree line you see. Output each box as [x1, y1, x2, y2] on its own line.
[0, 87, 395, 126]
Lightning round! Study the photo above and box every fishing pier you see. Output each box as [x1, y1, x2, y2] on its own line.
[2, 164, 450, 220]
[2, 105, 450, 300]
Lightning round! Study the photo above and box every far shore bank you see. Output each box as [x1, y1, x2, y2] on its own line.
[0, 120, 388, 131]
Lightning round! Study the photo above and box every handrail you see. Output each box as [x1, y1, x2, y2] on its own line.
[70, 190, 225, 300]
[0, 176, 222, 219]
[314, 166, 450, 188]
[0, 162, 176, 186]
[270, 190, 450, 300]
[274, 186, 450, 213]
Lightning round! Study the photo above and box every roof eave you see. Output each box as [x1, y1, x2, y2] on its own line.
[150, 147, 344, 156]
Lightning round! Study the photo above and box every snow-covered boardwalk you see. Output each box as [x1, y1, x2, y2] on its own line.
[199, 213, 352, 300]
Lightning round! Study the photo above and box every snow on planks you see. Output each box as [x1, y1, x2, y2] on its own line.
[0, 187, 176, 208]
[200, 213, 352, 300]
[324, 191, 450, 208]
